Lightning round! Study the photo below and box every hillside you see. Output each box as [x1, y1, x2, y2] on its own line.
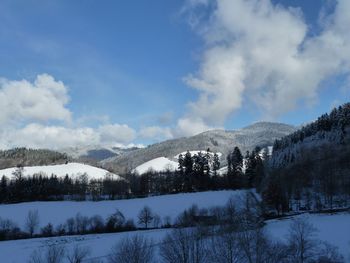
[103, 122, 295, 173]
[61, 145, 141, 161]
[262, 103, 350, 214]
[0, 148, 69, 170]
[1, 212, 349, 263]
[0, 190, 248, 230]
[0, 162, 120, 180]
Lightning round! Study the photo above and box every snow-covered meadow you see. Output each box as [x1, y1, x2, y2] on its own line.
[265, 212, 350, 262]
[0, 229, 170, 263]
[0, 190, 247, 230]
[0, 212, 349, 263]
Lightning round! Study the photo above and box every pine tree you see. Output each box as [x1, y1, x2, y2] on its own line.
[0, 175, 8, 202]
[227, 147, 243, 188]
[212, 153, 220, 176]
[183, 151, 193, 191]
[204, 150, 211, 176]
[178, 154, 184, 174]
[183, 151, 193, 175]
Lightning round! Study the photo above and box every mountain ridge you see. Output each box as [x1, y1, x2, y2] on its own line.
[102, 122, 296, 173]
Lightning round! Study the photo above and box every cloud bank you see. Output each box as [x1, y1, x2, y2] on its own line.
[178, 0, 350, 135]
[0, 74, 71, 124]
[0, 74, 138, 149]
[0, 124, 137, 149]
[0, 74, 172, 148]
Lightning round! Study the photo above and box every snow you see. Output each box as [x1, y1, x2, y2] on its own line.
[0, 190, 248, 230]
[133, 151, 223, 175]
[217, 166, 228, 175]
[133, 157, 178, 174]
[265, 213, 350, 262]
[0, 229, 170, 263]
[0, 162, 120, 180]
[1, 212, 349, 263]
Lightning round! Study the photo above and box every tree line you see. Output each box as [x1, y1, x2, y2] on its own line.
[0, 148, 265, 204]
[0, 148, 69, 169]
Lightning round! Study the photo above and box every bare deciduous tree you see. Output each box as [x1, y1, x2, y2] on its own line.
[288, 218, 318, 263]
[26, 209, 40, 237]
[153, 214, 161, 228]
[316, 242, 344, 263]
[67, 245, 90, 263]
[138, 206, 153, 229]
[208, 230, 242, 263]
[108, 235, 154, 263]
[160, 228, 208, 263]
[29, 245, 65, 263]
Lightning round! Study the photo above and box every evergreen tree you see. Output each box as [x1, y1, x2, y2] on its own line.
[177, 153, 184, 174]
[183, 151, 193, 191]
[212, 153, 220, 176]
[183, 151, 193, 175]
[227, 147, 243, 188]
[0, 176, 8, 202]
[245, 147, 265, 189]
[204, 150, 211, 176]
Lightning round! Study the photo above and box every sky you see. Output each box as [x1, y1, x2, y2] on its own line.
[0, 0, 349, 149]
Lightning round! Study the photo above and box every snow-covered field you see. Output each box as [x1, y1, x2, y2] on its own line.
[0, 228, 170, 263]
[133, 157, 178, 174]
[0, 190, 247, 230]
[0, 162, 120, 180]
[265, 212, 350, 262]
[0, 212, 349, 263]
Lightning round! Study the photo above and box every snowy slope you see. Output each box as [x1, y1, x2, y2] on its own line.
[61, 144, 143, 161]
[218, 166, 228, 175]
[133, 157, 178, 174]
[265, 213, 350, 261]
[0, 229, 170, 263]
[0, 190, 249, 230]
[131, 147, 268, 176]
[0, 162, 120, 180]
[0, 213, 349, 263]
[133, 151, 223, 175]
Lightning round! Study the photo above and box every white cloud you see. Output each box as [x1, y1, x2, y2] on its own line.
[139, 126, 173, 141]
[1, 124, 98, 149]
[180, 0, 350, 132]
[98, 124, 136, 144]
[0, 74, 141, 149]
[0, 123, 137, 149]
[0, 74, 71, 124]
[157, 111, 174, 125]
[176, 117, 216, 137]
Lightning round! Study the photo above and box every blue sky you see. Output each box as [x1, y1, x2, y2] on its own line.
[0, 0, 349, 148]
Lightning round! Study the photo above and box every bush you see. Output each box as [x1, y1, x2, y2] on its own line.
[108, 235, 154, 263]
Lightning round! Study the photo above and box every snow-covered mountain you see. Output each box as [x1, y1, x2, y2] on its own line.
[133, 157, 178, 174]
[103, 122, 295, 173]
[61, 145, 141, 161]
[0, 162, 121, 180]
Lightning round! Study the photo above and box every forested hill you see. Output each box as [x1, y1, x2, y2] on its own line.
[270, 102, 350, 168]
[262, 102, 350, 214]
[103, 122, 295, 173]
[0, 148, 69, 169]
